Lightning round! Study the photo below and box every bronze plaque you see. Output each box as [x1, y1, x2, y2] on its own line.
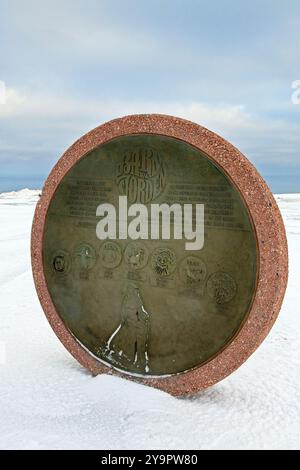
[43, 134, 257, 376]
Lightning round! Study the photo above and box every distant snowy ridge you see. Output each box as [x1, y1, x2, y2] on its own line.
[275, 194, 300, 202]
[0, 188, 41, 205]
[0, 188, 41, 198]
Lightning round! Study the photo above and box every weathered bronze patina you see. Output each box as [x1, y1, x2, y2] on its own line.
[43, 134, 257, 376]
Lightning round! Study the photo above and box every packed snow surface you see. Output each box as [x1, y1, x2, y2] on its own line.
[0, 189, 299, 449]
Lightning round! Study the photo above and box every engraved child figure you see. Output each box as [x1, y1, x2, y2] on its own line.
[127, 248, 145, 269]
[105, 284, 150, 373]
[77, 246, 93, 270]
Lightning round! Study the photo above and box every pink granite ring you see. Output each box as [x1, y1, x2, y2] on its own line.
[31, 114, 288, 396]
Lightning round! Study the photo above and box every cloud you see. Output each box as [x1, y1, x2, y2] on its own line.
[0, 87, 299, 171]
[0, 87, 250, 124]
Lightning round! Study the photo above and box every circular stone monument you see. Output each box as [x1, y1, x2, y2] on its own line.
[31, 114, 288, 396]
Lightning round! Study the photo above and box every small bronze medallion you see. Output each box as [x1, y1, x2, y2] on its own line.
[51, 250, 71, 275]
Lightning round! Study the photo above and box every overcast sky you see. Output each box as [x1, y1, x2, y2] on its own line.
[0, 0, 299, 189]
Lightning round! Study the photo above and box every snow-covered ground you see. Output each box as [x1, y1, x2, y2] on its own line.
[0, 189, 299, 450]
